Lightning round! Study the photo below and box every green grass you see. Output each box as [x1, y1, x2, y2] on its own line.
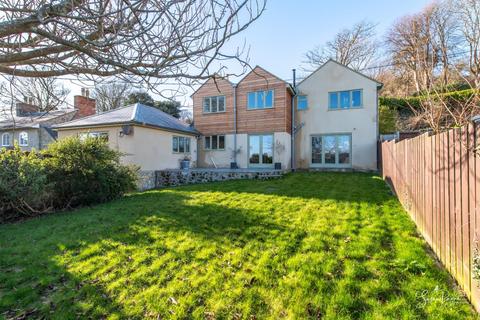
[0, 172, 477, 319]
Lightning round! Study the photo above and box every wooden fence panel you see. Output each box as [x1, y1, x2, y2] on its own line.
[380, 123, 480, 311]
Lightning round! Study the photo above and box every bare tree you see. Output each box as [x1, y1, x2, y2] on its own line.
[303, 21, 379, 71]
[0, 0, 265, 84]
[386, 11, 439, 93]
[93, 82, 130, 112]
[16, 77, 69, 111]
[454, 0, 480, 88]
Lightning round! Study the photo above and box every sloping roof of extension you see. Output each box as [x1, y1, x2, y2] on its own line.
[298, 59, 383, 88]
[54, 103, 198, 135]
[0, 109, 77, 130]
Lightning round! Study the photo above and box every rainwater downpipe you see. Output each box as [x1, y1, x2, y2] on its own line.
[233, 84, 238, 165]
[291, 69, 297, 171]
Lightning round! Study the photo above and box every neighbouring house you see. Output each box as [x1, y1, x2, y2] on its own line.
[192, 66, 294, 169]
[295, 59, 383, 170]
[54, 103, 199, 171]
[192, 60, 382, 171]
[0, 91, 96, 151]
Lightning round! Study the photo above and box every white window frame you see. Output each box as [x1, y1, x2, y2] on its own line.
[79, 131, 109, 142]
[204, 135, 225, 150]
[203, 96, 226, 114]
[328, 89, 363, 110]
[1, 133, 10, 146]
[19, 131, 28, 146]
[310, 133, 352, 168]
[297, 95, 308, 110]
[247, 90, 274, 110]
[172, 136, 191, 153]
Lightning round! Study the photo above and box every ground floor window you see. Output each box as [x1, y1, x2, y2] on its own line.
[79, 131, 109, 142]
[173, 136, 191, 153]
[204, 135, 225, 150]
[248, 134, 274, 166]
[19, 132, 28, 146]
[311, 134, 351, 166]
[2, 133, 10, 146]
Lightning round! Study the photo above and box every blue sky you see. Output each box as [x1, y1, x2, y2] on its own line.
[224, 0, 430, 82]
[65, 0, 431, 107]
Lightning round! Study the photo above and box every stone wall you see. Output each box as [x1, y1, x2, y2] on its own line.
[138, 169, 287, 189]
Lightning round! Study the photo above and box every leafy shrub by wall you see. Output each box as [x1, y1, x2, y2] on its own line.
[43, 137, 138, 208]
[379, 105, 398, 134]
[0, 137, 138, 222]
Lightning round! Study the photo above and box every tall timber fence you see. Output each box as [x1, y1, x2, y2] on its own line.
[380, 122, 480, 311]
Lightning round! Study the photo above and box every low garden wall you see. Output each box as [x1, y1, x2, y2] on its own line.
[137, 169, 287, 190]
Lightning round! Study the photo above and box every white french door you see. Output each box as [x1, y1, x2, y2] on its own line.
[311, 134, 352, 168]
[248, 134, 274, 167]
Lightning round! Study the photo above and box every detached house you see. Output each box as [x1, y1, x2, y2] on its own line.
[192, 60, 382, 171]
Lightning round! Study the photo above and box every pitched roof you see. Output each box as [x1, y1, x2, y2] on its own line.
[0, 109, 77, 130]
[54, 103, 198, 135]
[298, 59, 383, 88]
[237, 65, 288, 85]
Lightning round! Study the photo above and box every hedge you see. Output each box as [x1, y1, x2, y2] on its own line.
[0, 137, 138, 223]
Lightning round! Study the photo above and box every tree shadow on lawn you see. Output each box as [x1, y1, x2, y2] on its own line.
[0, 172, 476, 319]
[0, 190, 292, 319]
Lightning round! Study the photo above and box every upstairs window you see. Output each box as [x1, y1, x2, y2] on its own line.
[329, 89, 363, 110]
[297, 95, 308, 110]
[247, 90, 273, 109]
[19, 132, 28, 146]
[205, 135, 225, 150]
[1, 133, 10, 146]
[203, 96, 225, 113]
[172, 136, 191, 153]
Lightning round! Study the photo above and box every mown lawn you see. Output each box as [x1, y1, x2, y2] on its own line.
[0, 172, 477, 319]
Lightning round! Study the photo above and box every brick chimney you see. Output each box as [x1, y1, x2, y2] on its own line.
[73, 88, 96, 119]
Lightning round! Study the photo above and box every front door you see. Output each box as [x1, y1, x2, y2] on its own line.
[248, 134, 274, 167]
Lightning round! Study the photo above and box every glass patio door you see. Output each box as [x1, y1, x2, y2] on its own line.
[248, 134, 274, 167]
[311, 134, 351, 168]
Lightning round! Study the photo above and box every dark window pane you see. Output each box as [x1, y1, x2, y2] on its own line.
[203, 98, 210, 112]
[218, 96, 225, 112]
[352, 90, 362, 107]
[212, 135, 218, 149]
[179, 137, 185, 153]
[218, 135, 225, 149]
[329, 92, 338, 109]
[211, 97, 217, 112]
[185, 138, 190, 153]
[340, 91, 350, 109]
[324, 136, 336, 163]
[173, 137, 178, 152]
[311, 136, 322, 163]
[205, 136, 210, 149]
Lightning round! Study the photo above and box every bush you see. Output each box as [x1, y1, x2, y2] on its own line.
[43, 137, 138, 208]
[0, 146, 50, 222]
[379, 105, 398, 134]
[0, 137, 138, 222]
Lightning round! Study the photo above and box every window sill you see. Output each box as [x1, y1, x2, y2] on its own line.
[202, 111, 226, 115]
[247, 106, 274, 111]
[204, 149, 226, 151]
[327, 106, 363, 111]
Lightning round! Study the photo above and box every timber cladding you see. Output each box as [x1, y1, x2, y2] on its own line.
[192, 66, 293, 136]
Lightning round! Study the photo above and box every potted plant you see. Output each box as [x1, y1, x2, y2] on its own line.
[180, 155, 191, 170]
